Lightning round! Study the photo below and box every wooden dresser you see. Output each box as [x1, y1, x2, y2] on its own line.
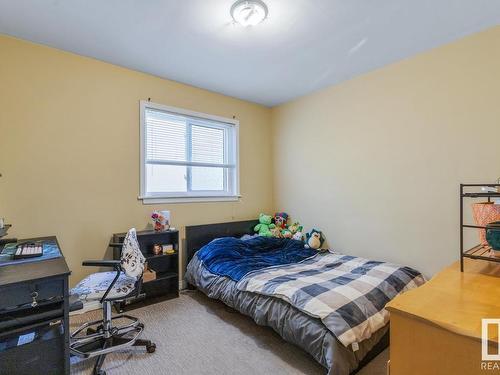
[386, 258, 500, 375]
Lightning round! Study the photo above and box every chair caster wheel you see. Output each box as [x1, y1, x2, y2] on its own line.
[146, 343, 156, 353]
[138, 323, 144, 329]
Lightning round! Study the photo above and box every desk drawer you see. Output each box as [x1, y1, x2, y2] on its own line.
[0, 318, 65, 375]
[0, 278, 64, 312]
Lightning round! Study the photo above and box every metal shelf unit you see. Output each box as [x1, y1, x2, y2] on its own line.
[460, 183, 500, 272]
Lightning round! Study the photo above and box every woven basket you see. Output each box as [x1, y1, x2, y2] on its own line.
[472, 202, 500, 245]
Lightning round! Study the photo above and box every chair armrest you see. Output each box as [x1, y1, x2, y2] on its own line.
[82, 260, 121, 268]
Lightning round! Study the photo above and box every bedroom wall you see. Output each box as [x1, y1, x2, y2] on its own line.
[271, 26, 500, 277]
[0, 35, 273, 285]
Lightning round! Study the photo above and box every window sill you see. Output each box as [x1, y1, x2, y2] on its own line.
[138, 195, 241, 204]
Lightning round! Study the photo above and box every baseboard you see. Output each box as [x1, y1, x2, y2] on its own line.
[179, 279, 187, 290]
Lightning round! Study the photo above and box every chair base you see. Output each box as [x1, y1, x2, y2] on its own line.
[70, 301, 155, 375]
[73, 336, 156, 375]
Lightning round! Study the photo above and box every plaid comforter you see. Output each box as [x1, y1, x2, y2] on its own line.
[237, 251, 425, 348]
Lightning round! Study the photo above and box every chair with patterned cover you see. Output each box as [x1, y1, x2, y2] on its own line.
[69, 228, 156, 375]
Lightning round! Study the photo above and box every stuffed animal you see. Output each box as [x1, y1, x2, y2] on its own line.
[270, 226, 282, 238]
[273, 212, 289, 230]
[281, 228, 293, 238]
[292, 230, 304, 241]
[288, 222, 301, 234]
[287, 222, 304, 241]
[254, 213, 275, 237]
[305, 229, 325, 249]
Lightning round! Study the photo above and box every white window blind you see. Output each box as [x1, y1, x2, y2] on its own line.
[140, 101, 239, 203]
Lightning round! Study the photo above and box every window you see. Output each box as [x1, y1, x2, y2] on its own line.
[139, 101, 239, 203]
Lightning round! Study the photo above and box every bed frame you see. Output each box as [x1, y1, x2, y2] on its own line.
[185, 219, 259, 270]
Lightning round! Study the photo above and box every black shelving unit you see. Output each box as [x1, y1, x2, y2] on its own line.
[460, 183, 500, 271]
[112, 229, 179, 311]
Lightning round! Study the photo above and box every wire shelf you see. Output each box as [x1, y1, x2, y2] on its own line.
[460, 183, 500, 271]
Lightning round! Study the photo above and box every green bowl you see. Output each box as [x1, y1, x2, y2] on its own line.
[486, 221, 500, 251]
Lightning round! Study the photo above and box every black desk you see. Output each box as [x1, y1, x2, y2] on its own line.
[0, 236, 71, 375]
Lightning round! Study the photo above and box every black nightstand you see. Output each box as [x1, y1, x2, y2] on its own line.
[112, 229, 179, 311]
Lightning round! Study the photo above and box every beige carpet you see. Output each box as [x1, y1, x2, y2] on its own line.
[71, 291, 388, 375]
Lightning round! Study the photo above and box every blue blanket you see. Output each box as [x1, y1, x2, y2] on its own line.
[196, 237, 317, 281]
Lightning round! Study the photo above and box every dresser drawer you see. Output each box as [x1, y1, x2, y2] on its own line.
[0, 278, 64, 312]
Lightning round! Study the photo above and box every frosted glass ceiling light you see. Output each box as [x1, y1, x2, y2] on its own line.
[231, 0, 268, 27]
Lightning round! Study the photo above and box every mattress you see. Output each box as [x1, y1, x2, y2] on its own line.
[186, 254, 389, 375]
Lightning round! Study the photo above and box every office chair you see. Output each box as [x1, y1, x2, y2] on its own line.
[70, 228, 156, 375]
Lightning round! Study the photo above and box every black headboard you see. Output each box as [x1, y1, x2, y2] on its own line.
[185, 219, 258, 268]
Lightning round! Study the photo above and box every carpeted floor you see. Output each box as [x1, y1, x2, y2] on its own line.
[70, 291, 388, 375]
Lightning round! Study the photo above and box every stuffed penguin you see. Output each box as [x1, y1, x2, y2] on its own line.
[305, 229, 325, 250]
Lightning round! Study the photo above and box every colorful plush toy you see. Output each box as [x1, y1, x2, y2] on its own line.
[287, 222, 300, 234]
[305, 229, 325, 249]
[254, 213, 275, 237]
[287, 222, 304, 241]
[270, 226, 282, 238]
[281, 228, 293, 238]
[273, 212, 289, 230]
[292, 230, 304, 241]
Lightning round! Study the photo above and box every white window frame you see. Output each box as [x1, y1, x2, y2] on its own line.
[139, 100, 240, 204]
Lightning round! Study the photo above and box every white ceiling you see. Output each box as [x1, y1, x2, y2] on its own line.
[0, 1, 499, 107]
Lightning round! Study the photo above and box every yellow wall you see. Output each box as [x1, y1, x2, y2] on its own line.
[0, 35, 273, 285]
[2, 26, 500, 284]
[272, 26, 500, 277]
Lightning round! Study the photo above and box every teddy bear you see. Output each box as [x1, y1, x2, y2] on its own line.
[305, 229, 325, 249]
[254, 213, 276, 237]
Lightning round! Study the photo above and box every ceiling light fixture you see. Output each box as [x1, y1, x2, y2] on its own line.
[231, 0, 268, 27]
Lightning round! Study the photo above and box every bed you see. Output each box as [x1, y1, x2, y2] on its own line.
[184, 220, 425, 375]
